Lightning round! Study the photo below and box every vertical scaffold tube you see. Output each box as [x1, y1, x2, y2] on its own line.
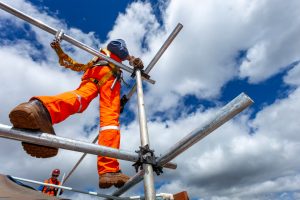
[136, 69, 156, 200]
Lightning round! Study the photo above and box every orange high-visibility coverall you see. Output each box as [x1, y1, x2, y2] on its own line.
[42, 178, 61, 196]
[34, 51, 122, 175]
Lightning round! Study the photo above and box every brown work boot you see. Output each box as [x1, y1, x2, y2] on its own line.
[99, 171, 130, 189]
[9, 99, 58, 158]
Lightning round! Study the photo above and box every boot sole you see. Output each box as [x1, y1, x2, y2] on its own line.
[99, 178, 114, 189]
[114, 176, 129, 188]
[9, 103, 58, 158]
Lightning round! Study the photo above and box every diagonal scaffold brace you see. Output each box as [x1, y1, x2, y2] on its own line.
[110, 93, 253, 198]
[0, 1, 154, 84]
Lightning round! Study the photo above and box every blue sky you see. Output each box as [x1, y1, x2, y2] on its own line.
[0, 0, 300, 199]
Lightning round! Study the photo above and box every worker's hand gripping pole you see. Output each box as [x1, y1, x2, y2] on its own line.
[120, 23, 183, 113]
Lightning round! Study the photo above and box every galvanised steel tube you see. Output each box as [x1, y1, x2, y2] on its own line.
[0, 1, 155, 84]
[157, 92, 254, 166]
[63, 135, 176, 185]
[136, 69, 156, 200]
[110, 93, 253, 197]
[0, 124, 137, 161]
[0, 124, 177, 169]
[11, 176, 127, 200]
[126, 23, 183, 99]
[144, 23, 183, 74]
[56, 173, 65, 197]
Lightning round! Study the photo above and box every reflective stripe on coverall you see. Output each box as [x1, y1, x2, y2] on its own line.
[33, 50, 122, 175]
[42, 178, 61, 196]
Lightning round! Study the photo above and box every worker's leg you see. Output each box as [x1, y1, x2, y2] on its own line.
[97, 78, 121, 174]
[9, 80, 98, 158]
[97, 78, 129, 188]
[35, 80, 98, 124]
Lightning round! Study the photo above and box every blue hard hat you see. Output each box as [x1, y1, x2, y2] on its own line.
[107, 39, 129, 61]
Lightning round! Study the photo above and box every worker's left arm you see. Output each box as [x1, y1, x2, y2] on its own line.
[127, 55, 144, 69]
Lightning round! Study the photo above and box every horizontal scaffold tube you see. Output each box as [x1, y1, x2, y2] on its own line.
[0, 1, 154, 84]
[157, 92, 254, 166]
[11, 176, 126, 200]
[0, 124, 176, 170]
[110, 92, 254, 197]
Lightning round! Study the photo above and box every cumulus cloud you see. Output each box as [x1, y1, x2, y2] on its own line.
[106, 0, 300, 113]
[1, 0, 300, 200]
[284, 62, 300, 86]
[238, 0, 300, 83]
[152, 87, 300, 199]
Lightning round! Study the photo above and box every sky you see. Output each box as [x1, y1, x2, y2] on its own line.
[0, 0, 300, 199]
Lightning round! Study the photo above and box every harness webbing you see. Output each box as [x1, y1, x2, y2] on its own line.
[51, 41, 120, 88]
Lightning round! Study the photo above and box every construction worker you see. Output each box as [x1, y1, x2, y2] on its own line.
[40, 169, 63, 196]
[9, 39, 143, 188]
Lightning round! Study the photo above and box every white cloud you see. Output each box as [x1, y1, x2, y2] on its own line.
[238, 0, 300, 83]
[1, 0, 300, 199]
[284, 62, 300, 86]
[106, 0, 300, 113]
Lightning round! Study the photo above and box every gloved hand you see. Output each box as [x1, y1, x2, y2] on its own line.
[50, 39, 60, 49]
[50, 39, 65, 57]
[129, 56, 144, 69]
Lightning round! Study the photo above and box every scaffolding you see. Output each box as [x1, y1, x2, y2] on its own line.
[0, 1, 254, 200]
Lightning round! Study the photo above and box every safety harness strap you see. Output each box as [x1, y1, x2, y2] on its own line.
[51, 41, 121, 88]
[51, 41, 95, 72]
[85, 49, 120, 88]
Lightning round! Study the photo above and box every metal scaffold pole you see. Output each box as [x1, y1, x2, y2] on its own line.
[124, 23, 183, 101]
[0, 124, 176, 170]
[111, 93, 253, 197]
[135, 69, 156, 199]
[0, 1, 154, 84]
[157, 93, 253, 166]
[10, 176, 127, 200]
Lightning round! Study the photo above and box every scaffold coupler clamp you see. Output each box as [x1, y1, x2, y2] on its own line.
[130, 68, 150, 80]
[133, 144, 163, 175]
[54, 29, 64, 43]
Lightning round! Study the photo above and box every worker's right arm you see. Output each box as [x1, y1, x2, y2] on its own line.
[50, 40, 96, 72]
